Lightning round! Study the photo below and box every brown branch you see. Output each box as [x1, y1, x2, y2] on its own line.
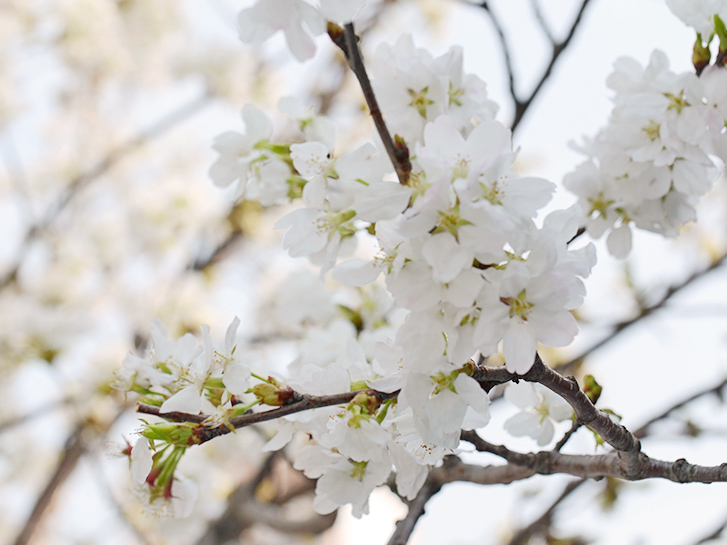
[633, 377, 727, 439]
[189, 230, 243, 271]
[136, 388, 399, 444]
[0, 91, 211, 290]
[195, 477, 335, 545]
[328, 23, 411, 185]
[385, 456, 540, 545]
[505, 479, 586, 545]
[479, 2, 517, 121]
[435, 459, 535, 486]
[476, 355, 645, 477]
[478, 0, 594, 133]
[461, 431, 727, 483]
[387, 472, 443, 545]
[194, 451, 335, 544]
[554, 419, 582, 452]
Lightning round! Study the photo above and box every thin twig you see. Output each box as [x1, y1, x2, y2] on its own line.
[505, 479, 586, 545]
[529, 0, 556, 44]
[136, 388, 399, 443]
[479, 2, 517, 117]
[554, 419, 582, 452]
[511, 0, 593, 132]
[328, 23, 411, 184]
[632, 378, 727, 439]
[478, 0, 594, 133]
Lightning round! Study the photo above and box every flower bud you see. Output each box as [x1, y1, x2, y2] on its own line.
[251, 377, 296, 406]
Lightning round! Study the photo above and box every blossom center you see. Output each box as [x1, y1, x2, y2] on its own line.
[642, 120, 661, 142]
[501, 289, 533, 321]
[407, 87, 434, 118]
[350, 460, 368, 481]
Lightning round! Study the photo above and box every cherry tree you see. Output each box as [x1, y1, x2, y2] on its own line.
[6, 1, 727, 544]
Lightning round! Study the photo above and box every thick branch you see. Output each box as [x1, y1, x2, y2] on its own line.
[476, 356, 645, 477]
[328, 23, 411, 184]
[434, 459, 535, 486]
[461, 432, 727, 483]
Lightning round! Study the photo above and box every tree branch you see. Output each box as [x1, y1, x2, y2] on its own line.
[505, 478, 586, 545]
[461, 431, 727, 483]
[328, 23, 411, 185]
[476, 355, 645, 476]
[477, 0, 594, 133]
[387, 473, 443, 545]
[479, 2, 518, 119]
[529, 0, 556, 45]
[633, 377, 727, 439]
[136, 388, 399, 443]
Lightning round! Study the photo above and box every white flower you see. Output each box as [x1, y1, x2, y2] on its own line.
[170, 475, 198, 518]
[504, 382, 573, 446]
[294, 444, 392, 518]
[666, 0, 727, 38]
[387, 440, 429, 501]
[209, 105, 273, 188]
[237, 0, 326, 62]
[401, 372, 490, 445]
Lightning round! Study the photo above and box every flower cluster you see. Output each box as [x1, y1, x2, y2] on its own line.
[565, 2, 727, 258]
[119, 0, 727, 523]
[237, 0, 366, 61]
[208, 25, 594, 515]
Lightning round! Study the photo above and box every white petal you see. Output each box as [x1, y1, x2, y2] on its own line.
[131, 437, 153, 484]
[161, 385, 203, 414]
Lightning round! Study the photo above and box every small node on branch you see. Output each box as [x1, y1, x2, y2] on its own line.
[583, 374, 602, 404]
[327, 22, 347, 53]
[393, 135, 412, 185]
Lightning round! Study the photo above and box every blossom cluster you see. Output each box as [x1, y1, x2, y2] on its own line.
[118, 0, 727, 522]
[566, 2, 727, 257]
